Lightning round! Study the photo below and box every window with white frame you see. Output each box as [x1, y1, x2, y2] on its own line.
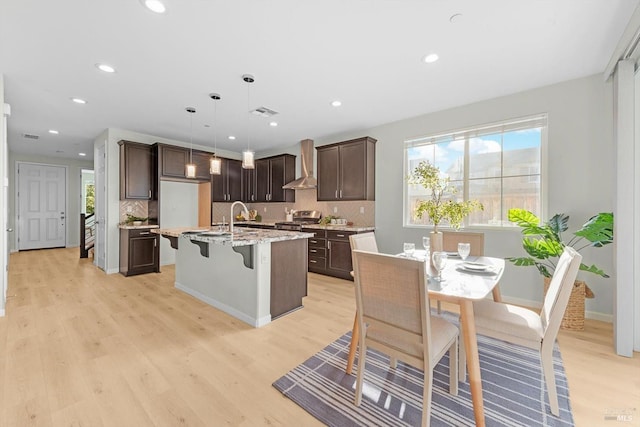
[404, 114, 546, 228]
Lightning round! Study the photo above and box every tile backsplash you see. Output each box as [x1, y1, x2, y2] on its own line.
[119, 200, 149, 223]
[211, 189, 375, 226]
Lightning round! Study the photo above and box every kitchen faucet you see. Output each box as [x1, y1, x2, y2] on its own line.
[229, 201, 250, 234]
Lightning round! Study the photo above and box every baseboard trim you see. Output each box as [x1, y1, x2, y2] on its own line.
[175, 281, 270, 327]
[0, 308, 5, 317]
[106, 268, 119, 275]
[501, 295, 612, 323]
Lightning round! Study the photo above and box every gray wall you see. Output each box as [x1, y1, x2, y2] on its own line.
[313, 74, 615, 320]
[7, 153, 93, 251]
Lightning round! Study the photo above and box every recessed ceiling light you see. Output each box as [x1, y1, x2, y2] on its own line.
[331, 100, 342, 107]
[141, 0, 166, 13]
[96, 63, 116, 73]
[48, 129, 59, 134]
[71, 97, 87, 104]
[228, 135, 236, 140]
[78, 152, 86, 157]
[269, 122, 278, 127]
[423, 53, 439, 64]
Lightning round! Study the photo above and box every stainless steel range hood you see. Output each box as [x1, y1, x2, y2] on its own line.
[283, 139, 317, 189]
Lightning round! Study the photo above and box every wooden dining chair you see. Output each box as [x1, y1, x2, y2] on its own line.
[346, 232, 380, 375]
[472, 246, 582, 416]
[352, 249, 459, 426]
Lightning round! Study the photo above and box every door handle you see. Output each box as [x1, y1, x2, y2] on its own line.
[6, 228, 13, 232]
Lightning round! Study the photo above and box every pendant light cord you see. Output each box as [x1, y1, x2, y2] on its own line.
[189, 111, 193, 163]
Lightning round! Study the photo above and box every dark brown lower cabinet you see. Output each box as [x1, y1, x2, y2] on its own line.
[270, 239, 308, 319]
[302, 228, 359, 281]
[120, 228, 160, 276]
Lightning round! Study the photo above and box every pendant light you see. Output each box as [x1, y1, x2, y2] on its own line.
[185, 106, 197, 178]
[209, 93, 222, 175]
[242, 74, 255, 169]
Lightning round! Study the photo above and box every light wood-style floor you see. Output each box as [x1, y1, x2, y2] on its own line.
[0, 248, 638, 426]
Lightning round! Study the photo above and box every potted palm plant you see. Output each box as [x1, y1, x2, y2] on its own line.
[409, 161, 483, 252]
[507, 208, 614, 330]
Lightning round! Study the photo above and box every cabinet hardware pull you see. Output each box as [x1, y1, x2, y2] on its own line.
[310, 259, 317, 263]
[310, 249, 316, 253]
[335, 190, 338, 198]
[154, 239, 157, 247]
[328, 241, 331, 250]
[340, 190, 342, 198]
[148, 190, 151, 198]
[310, 239, 317, 244]
[337, 234, 345, 237]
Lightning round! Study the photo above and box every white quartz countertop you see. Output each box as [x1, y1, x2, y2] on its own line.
[153, 227, 313, 247]
[119, 224, 160, 230]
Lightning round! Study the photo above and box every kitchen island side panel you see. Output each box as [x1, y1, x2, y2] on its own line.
[174, 239, 272, 327]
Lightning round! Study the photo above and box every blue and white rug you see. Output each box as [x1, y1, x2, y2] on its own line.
[273, 316, 574, 426]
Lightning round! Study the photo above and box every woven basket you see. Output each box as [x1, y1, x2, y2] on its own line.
[543, 278, 593, 331]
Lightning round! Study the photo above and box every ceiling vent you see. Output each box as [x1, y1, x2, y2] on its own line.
[23, 133, 39, 140]
[250, 106, 278, 117]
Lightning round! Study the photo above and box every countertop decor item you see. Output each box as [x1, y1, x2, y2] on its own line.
[123, 214, 149, 225]
[507, 208, 614, 330]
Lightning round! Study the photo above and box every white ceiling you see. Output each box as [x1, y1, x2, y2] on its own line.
[2, 0, 638, 161]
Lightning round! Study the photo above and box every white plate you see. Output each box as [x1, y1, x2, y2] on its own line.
[461, 262, 490, 271]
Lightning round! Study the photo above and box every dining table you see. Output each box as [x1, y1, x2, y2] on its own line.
[345, 250, 505, 427]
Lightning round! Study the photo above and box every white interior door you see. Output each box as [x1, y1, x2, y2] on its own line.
[95, 143, 106, 270]
[17, 163, 66, 250]
[1, 102, 9, 315]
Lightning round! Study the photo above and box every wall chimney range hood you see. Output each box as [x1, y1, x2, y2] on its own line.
[283, 139, 317, 189]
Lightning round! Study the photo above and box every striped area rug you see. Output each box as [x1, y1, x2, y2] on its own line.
[273, 315, 574, 426]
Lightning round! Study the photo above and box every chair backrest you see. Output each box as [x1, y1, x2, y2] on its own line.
[352, 249, 432, 367]
[349, 232, 378, 252]
[540, 246, 582, 339]
[442, 231, 484, 256]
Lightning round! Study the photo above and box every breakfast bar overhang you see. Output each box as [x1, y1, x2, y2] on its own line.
[154, 228, 312, 327]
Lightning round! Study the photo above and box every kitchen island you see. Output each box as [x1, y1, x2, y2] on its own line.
[153, 227, 313, 327]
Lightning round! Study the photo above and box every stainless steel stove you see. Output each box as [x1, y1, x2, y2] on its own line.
[274, 210, 322, 231]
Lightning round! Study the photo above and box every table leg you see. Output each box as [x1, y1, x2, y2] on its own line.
[459, 300, 485, 427]
[346, 313, 359, 375]
[492, 285, 502, 302]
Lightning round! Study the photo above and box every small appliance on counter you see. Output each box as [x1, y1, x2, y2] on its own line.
[275, 210, 322, 231]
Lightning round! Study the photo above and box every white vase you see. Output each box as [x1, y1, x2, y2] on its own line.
[429, 230, 443, 267]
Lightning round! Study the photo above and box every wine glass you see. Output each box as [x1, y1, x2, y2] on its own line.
[432, 251, 448, 282]
[422, 236, 430, 260]
[458, 242, 471, 261]
[403, 242, 415, 257]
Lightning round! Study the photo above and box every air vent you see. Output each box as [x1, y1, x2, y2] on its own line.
[23, 133, 39, 140]
[250, 107, 278, 117]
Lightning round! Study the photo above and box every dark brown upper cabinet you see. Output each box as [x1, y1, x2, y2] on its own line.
[211, 158, 243, 202]
[119, 140, 155, 200]
[254, 155, 296, 203]
[242, 167, 256, 203]
[156, 143, 213, 183]
[316, 136, 376, 201]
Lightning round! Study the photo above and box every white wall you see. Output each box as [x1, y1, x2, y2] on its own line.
[313, 74, 616, 319]
[159, 181, 198, 266]
[7, 153, 93, 251]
